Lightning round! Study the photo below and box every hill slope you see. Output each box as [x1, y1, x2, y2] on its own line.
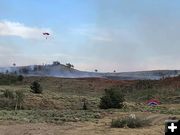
[0, 64, 180, 80]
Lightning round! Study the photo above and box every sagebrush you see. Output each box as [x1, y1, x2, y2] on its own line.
[99, 88, 124, 109]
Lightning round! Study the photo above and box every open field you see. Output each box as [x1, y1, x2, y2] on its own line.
[0, 113, 167, 135]
[2, 0, 180, 134]
[0, 75, 180, 135]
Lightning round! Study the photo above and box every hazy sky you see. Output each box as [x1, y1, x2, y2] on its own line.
[0, 0, 180, 72]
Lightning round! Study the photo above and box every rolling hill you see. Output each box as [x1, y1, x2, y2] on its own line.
[0, 63, 180, 80]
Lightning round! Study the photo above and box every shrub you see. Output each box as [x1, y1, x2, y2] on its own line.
[99, 88, 124, 109]
[15, 90, 25, 110]
[83, 102, 87, 110]
[17, 75, 24, 81]
[0, 74, 18, 85]
[1, 90, 25, 110]
[66, 63, 74, 69]
[111, 116, 150, 128]
[2, 90, 15, 109]
[3, 89, 14, 99]
[30, 81, 43, 94]
[135, 80, 154, 90]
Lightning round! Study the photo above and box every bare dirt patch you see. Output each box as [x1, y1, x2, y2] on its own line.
[0, 120, 164, 135]
[0, 112, 170, 135]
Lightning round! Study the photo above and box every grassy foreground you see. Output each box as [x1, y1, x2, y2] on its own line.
[0, 75, 180, 135]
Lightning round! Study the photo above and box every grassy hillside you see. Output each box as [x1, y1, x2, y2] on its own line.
[0, 74, 180, 126]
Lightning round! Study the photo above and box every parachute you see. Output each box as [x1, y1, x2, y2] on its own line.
[43, 32, 50, 39]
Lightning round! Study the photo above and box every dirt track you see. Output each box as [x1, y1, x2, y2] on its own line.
[0, 122, 164, 135]
[0, 113, 168, 135]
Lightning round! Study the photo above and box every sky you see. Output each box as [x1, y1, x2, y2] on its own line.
[1, 0, 180, 72]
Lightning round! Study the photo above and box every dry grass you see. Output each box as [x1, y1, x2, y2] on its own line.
[0, 76, 180, 134]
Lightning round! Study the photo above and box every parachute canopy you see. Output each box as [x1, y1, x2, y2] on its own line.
[146, 99, 160, 106]
[43, 32, 50, 35]
[42, 32, 50, 39]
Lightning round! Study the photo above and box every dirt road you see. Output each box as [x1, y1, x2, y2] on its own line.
[0, 114, 166, 135]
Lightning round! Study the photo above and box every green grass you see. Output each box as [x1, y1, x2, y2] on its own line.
[0, 76, 179, 125]
[140, 105, 180, 115]
[0, 74, 21, 85]
[0, 109, 102, 124]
